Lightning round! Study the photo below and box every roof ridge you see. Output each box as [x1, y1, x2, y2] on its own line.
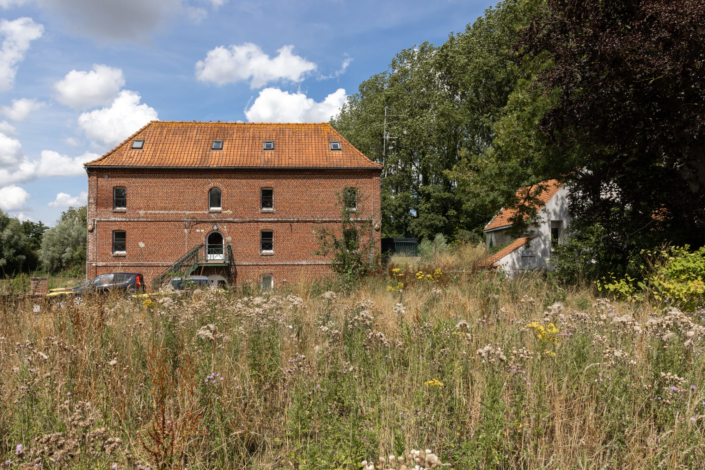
[483, 180, 563, 232]
[85, 120, 157, 166]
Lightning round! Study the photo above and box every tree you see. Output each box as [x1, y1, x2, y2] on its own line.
[515, 0, 705, 271]
[0, 210, 27, 275]
[332, 0, 540, 240]
[39, 206, 87, 274]
[20, 220, 48, 272]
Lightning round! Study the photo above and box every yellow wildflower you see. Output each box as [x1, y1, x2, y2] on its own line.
[424, 379, 444, 388]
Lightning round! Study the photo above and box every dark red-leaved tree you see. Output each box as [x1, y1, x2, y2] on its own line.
[518, 0, 705, 262]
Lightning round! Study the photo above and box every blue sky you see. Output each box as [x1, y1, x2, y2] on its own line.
[0, 0, 495, 225]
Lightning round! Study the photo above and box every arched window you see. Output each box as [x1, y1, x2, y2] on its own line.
[209, 188, 221, 210]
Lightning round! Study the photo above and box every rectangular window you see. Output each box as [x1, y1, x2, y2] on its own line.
[261, 274, 273, 290]
[551, 220, 563, 251]
[261, 188, 273, 210]
[113, 187, 126, 209]
[344, 187, 357, 210]
[131, 139, 144, 149]
[261, 230, 273, 252]
[330, 141, 341, 151]
[212, 140, 223, 150]
[344, 229, 358, 251]
[113, 230, 126, 253]
[263, 141, 275, 150]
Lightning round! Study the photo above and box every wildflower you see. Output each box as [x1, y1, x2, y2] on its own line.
[16, 444, 22, 454]
[692, 385, 696, 390]
[691, 417, 696, 422]
[425, 378, 444, 388]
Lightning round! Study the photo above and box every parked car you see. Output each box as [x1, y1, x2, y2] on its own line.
[46, 273, 145, 297]
[132, 276, 226, 300]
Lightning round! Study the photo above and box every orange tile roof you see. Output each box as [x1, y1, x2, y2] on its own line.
[479, 237, 532, 268]
[84, 121, 383, 170]
[484, 180, 563, 232]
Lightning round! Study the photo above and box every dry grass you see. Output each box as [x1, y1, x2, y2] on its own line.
[1, 262, 704, 469]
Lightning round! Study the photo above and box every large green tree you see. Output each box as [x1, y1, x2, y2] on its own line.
[40, 206, 87, 274]
[0, 211, 27, 275]
[332, 0, 539, 240]
[514, 0, 705, 272]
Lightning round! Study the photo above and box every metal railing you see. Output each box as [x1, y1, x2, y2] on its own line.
[152, 244, 232, 290]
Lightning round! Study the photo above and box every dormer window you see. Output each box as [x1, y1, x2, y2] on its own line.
[212, 140, 223, 150]
[330, 141, 341, 151]
[263, 141, 275, 150]
[131, 139, 144, 149]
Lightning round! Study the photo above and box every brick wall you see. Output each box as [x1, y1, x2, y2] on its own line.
[86, 168, 382, 288]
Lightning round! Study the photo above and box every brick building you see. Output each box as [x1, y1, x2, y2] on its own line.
[84, 121, 383, 289]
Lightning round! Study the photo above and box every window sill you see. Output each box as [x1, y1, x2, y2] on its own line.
[112, 252, 127, 257]
[346, 208, 357, 212]
[260, 208, 275, 213]
[260, 251, 274, 256]
[209, 208, 222, 213]
[113, 208, 127, 212]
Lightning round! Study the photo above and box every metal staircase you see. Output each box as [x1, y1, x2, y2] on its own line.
[151, 244, 232, 290]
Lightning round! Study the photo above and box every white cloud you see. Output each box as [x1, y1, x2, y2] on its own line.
[16, 212, 33, 221]
[208, 0, 227, 8]
[48, 190, 87, 207]
[0, 150, 99, 186]
[320, 55, 352, 80]
[0, 184, 29, 210]
[54, 65, 125, 109]
[186, 6, 207, 23]
[245, 88, 347, 123]
[0, 131, 23, 167]
[196, 43, 316, 89]
[63, 137, 81, 147]
[77, 90, 158, 146]
[0, 0, 28, 7]
[0, 120, 16, 135]
[0, 18, 43, 92]
[1, 98, 45, 121]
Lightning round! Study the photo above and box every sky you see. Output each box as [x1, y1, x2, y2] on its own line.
[0, 0, 495, 226]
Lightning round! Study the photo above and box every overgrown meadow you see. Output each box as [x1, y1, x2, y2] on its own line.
[1, 246, 704, 469]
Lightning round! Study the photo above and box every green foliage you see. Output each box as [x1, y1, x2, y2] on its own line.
[0, 210, 27, 274]
[331, 0, 540, 239]
[39, 206, 87, 274]
[418, 233, 448, 259]
[597, 246, 705, 309]
[314, 194, 376, 288]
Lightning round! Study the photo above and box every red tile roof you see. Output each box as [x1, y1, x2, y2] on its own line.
[84, 121, 383, 170]
[484, 180, 563, 232]
[479, 237, 532, 268]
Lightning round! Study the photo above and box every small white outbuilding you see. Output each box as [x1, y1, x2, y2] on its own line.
[482, 180, 570, 275]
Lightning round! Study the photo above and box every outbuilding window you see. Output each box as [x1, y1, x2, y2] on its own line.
[113, 187, 126, 209]
[113, 231, 126, 253]
[131, 139, 144, 149]
[261, 230, 273, 252]
[212, 140, 223, 150]
[209, 188, 222, 210]
[263, 141, 275, 150]
[330, 141, 341, 151]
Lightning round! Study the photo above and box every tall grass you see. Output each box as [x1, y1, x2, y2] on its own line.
[1, 262, 704, 468]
